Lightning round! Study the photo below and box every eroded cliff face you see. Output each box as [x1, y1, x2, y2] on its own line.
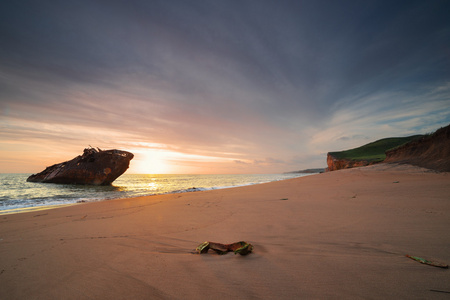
[384, 124, 450, 172]
[327, 124, 450, 172]
[326, 154, 378, 171]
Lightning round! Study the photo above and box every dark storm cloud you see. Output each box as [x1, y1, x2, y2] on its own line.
[2, 1, 448, 105]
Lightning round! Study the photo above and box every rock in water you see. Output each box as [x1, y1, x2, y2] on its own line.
[27, 147, 134, 185]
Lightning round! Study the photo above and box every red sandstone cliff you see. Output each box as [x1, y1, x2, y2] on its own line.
[326, 124, 450, 172]
[326, 155, 378, 171]
[384, 124, 450, 172]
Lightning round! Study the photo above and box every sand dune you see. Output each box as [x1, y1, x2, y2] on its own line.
[1, 163, 449, 299]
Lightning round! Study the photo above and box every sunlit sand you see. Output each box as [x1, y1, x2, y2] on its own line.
[1, 163, 449, 299]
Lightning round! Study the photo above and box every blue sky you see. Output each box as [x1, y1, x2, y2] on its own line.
[1, 0, 449, 173]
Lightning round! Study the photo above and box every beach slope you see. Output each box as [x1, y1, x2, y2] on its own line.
[1, 164, 449, 299]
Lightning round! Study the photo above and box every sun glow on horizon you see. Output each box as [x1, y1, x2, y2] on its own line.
[127, 146, 244, 174]
[131, 149, 174, 174]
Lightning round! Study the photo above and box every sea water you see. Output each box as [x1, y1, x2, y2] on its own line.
[0, 173, 315, 213]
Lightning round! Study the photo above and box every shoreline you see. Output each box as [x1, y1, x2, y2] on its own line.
[0, 203, 79, 216]
[1, 163, 449, 299]
[0, 173, 317, 216]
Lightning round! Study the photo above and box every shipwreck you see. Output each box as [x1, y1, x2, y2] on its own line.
[27, 147, 134, 185]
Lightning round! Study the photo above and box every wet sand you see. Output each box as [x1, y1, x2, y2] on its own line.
[1, 163, 449, 299]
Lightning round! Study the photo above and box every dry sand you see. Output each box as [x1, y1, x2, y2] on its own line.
[1, 163, 449, 299]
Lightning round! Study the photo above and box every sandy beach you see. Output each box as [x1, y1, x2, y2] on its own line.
[1, 163, 449, 299]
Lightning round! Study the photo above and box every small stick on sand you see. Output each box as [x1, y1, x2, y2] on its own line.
[405, 255, 448, 268]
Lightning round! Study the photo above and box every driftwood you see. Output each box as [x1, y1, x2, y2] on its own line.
[27, 147, 134, 185]
[406, 255, 448, 268]
[196, 241, 253, 255]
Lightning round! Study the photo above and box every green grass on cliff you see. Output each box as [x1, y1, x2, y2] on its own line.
[329, 135, 424, 162]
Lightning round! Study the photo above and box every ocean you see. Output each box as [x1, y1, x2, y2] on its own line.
[0, 173, 314, 214]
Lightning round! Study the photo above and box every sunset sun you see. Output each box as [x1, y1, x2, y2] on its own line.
[135, 150, 173, 174]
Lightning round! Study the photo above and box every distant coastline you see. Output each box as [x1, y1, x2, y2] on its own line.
[284, 168, 325, 174]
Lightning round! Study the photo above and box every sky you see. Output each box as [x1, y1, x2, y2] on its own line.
[1, 0, 449, 174]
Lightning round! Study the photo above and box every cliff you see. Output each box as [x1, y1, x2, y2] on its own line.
[326, 135, 422, 171]
[326, 155, 377, 172]
[384, 124, 450, 172]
